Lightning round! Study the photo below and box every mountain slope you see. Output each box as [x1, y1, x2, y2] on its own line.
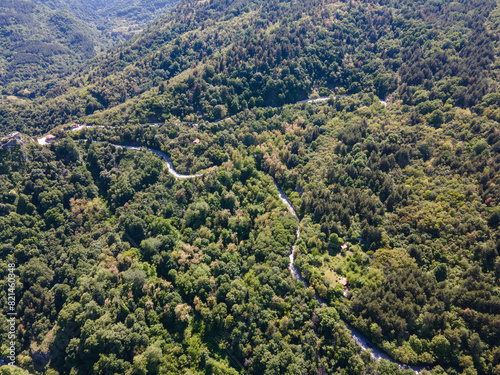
[0, 0, 179, 95]
[36, 0, 182, 42]
[1, 0, 499, 137]
[0, 1, 100, 85]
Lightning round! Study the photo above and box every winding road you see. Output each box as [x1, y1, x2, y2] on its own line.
[61, 94, 387, 140]
[63, 93, 407, 369]
[99, 142, 427, 374]
[274, 179, 426, 372]
[112, 144, 203, 178]
[61, 93, 410, 371]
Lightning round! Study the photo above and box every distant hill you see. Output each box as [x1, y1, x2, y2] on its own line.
[1, 0, 499, 137]
[36, 0, 182, 42]
[0, 0, 179, 94]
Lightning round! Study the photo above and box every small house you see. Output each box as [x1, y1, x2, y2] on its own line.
[45, 134, 57, 144]
[193, 138, 201, 144]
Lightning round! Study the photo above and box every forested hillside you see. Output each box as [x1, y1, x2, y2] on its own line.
[35, 0, 182, 44]
[0, 138, 385, 375]
[0, 0, 179, 95]
[60, 88, 499, 374]
[1, 0, 500, 136]
[0, 0, 499, 374]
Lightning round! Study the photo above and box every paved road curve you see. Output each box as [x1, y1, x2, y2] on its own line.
[111, 144, 203, 178]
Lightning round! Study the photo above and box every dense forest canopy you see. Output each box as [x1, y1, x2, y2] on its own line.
[0, 137, 379, 375]
[0, 0, 499, 374]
